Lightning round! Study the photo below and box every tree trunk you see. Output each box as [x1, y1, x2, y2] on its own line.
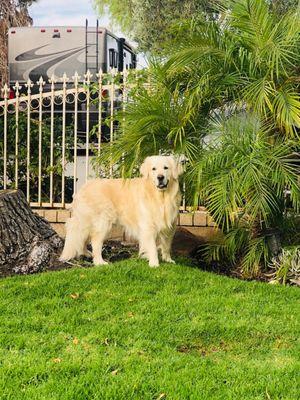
[0, 190, 63, 275]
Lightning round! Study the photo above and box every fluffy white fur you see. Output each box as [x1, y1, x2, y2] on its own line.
[60, 155, 183, 267]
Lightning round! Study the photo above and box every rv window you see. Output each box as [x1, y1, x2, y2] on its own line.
[132, 54, 137, 69]
[109, 49, 115, 68]
[114, 52, 118, 68]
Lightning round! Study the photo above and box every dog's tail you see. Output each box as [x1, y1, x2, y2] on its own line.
[59, 216, 89, 262]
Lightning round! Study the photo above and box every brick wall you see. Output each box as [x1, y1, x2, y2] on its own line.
[34, 209, 216, 240]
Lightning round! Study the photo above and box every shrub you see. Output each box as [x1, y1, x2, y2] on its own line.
[269, 247, 300, 285]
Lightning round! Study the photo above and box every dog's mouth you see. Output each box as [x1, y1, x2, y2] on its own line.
[157, 182, 168, 189]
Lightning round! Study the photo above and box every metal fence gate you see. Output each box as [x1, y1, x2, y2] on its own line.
[0, 69, 132, 208]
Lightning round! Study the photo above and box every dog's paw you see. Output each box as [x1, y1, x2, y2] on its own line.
[59, 255, 70, 262]
[166, 259, 176, 264]
[93, 259, 108, 266]
[162, 256, 176, 264]
[138, 252, 148, 260]
[149, 261, 159, 268]
[83, 249, 92, 258]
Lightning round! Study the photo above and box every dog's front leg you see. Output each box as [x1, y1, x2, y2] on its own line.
[140, 231, 159, 267]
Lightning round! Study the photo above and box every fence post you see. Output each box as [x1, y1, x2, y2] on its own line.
[96, 69, 103, 157]
[13, 81, 21, 189]
[49, 74, 56, 207]
[84, 70, 92, 182]
[109, 68, 116, 177]
[2, 84, 8, 190]
[121, 68, 128, 176]
[72, 71, 80, 195]
[37, 76, 45, 206]
[25, 78, 33, 202]
[61, 73, 69, 207]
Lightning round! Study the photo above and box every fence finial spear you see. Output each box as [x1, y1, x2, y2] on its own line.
[13, 81, 22, 96]
[72, 71, 80, 85]
[49, 74, 57, 91]
[61, 73, 69, 87]
[96, 68, 103, 79]
[49, 74, 57, 84]
[96, 69, 103, 87]
[37, 76, 45, 92]
[1, 83, 9, 99]
[84, 69, 93, 84]
[25, 78, 33, 95]
[25, 78, 33, 87]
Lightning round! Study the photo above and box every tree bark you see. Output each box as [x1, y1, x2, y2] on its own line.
[0, 190, 63, 275]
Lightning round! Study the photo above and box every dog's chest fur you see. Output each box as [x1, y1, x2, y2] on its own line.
[149, 182, 181, 232]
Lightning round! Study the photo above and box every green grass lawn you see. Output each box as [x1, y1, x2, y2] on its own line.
[0, 258, 299, 400]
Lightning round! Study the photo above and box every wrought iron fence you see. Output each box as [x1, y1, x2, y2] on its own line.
[0, 69, 133, 208]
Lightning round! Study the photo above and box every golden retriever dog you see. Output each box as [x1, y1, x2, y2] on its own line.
[60, 155, 184, 267]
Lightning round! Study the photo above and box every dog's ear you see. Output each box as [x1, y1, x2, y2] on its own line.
[169, 155, 185, 180]
[140, 157, 150, 178]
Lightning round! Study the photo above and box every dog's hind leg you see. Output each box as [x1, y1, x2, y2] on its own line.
[82, 238, 92, 258]
[91, 218, 112, 265]
[158, 230, 175, 264]
[60, 216, 90, 261]
[158, 225, 176, 264]
[138, 244, 148, 259]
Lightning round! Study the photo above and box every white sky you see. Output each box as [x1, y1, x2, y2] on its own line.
[29, 0, 122, 35]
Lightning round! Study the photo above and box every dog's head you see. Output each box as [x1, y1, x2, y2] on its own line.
[140, 155, 185, 190]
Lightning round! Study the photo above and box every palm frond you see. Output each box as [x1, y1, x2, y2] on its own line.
[273, 87, 300, 136]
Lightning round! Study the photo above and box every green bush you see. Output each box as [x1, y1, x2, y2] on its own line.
[189, 114, 300, 276]
[269, 247, 300, 285]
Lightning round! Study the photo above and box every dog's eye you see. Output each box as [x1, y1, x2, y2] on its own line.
[164, 166, 168, 170]
[152, 167, 156, 171]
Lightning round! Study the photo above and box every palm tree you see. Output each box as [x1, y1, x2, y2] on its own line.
[165, 0, 300, 136]
[188, 114, 299, 275]
[96, 0, 300, 276]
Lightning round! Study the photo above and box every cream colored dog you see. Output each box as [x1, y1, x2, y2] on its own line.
[60, 155, 183, 267]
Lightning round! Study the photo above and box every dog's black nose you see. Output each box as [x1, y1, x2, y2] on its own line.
[157, 175, 164, 181]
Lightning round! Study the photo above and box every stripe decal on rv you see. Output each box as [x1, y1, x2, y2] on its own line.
[15, 45, 83, 61]
[28, 47, 86, 82]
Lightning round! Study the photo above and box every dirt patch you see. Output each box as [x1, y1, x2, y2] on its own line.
[172, 227, 204, 256]
[176, 340, 229, 356]
[48, 240, 139, 272]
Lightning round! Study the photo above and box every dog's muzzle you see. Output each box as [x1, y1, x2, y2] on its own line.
[157, 175, 168, 189]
